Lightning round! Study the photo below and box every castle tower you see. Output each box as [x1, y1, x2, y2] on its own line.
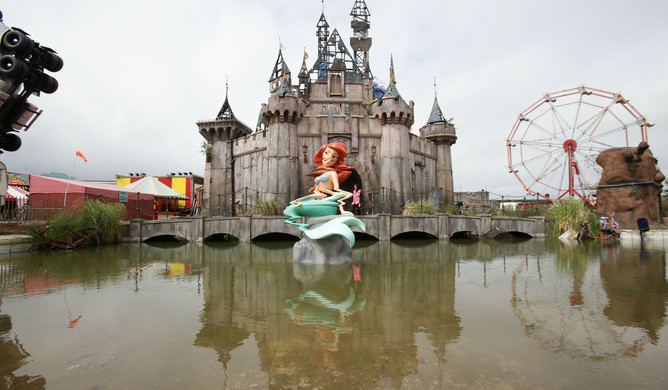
[261, 52, 306, 206]
[197, 84, 252, 215]
[349, 0, 372, 76]
[370, 56, 414, 214]
[419, 90, 457, 204]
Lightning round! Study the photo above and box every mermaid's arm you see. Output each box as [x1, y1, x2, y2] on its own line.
[292, 191, 326, 207]
[326, 171, 352, 213]
[321, 188, 352, 214]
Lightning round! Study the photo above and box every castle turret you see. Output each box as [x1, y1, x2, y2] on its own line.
[419, 91, 457, 204]
[370, 56, 414, 214]
[197, 84, 252, 215]
[261, 54, 306, 206]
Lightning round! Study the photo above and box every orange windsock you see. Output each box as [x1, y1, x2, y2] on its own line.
[76, 150, 88, 162]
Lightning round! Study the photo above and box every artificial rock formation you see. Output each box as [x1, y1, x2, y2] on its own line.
[596, 142, 665, 228]
[292, 215, 356, 264]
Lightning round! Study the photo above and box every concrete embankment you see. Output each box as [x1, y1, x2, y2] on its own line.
[0, 234, 33, 255]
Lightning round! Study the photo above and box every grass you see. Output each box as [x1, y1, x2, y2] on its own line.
[27, 200, 126, 249]
[544, 198, 599, 237]
[402, 200, 438, 215]
[253, 198, 282, 216]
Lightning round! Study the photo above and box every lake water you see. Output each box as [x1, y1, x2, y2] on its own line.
[0, 238, 667, 389]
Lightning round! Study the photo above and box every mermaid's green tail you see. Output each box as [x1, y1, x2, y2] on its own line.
[284, 192, 366, 247]
[303, 215, 365, 247]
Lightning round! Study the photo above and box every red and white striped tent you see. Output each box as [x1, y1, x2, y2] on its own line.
[5, 185, 29, 208]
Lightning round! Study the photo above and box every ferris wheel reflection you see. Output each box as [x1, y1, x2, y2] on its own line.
[511, 241, 667, 360]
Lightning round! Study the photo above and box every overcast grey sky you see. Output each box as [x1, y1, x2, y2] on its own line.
[1, 0, 666, 197]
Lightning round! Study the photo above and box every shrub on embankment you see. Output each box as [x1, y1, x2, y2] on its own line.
[402, 200, 438, 215]
[253, 198, 282, 216]
[544, 198, 600, 237]
[27, 200, 126, 249]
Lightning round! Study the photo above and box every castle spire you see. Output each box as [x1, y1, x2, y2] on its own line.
[316, 4, 330, 61]
[427, 77, 448, 124]
[390, 54, 395, 84]
[299, 48, 309, 79]
[384, 55, 402, 99]
[217, 78, 236, 120]
[427, 96, 447, 124]
[268, 48, 291, 93]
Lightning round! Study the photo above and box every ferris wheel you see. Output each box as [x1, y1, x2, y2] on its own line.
[506, 86, 649, 202]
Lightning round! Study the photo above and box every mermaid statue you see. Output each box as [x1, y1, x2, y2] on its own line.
[284, 142, 366, 263]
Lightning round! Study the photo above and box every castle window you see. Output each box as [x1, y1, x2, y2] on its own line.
[328, 72, 343, 96]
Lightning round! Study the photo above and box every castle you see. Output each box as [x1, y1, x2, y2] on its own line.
[198, 0, 457, 216]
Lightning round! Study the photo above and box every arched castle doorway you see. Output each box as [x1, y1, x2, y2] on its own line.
[341, 169, 363, 214]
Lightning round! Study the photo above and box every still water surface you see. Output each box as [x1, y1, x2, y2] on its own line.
[0, 239, 667, 389]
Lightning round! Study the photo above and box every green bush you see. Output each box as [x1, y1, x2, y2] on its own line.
[402, 200, 438, 215]
[253, 198, 282, 216]
[544, 199, 593, 236]
[440, 203, 459, 214]
[81, 201, 126, 244]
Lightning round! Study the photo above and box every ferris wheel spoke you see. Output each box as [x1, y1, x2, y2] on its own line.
[535, 157, 565, 182]
[547, 100, 573, 140]
[575, 143, 612, 154]
[573, 112, 603, 142]
[558, 156, 568, 193]
[571, 155, 595, 189]
[572, 151, 597, 187]
[518, 139, 560, 149]
[519, 140, 560, 154]
[512, 149, 557, 169]
[523, 147, 564, 166]
[580, 99, 618, 141]
[573, 148, 598, 163]
[583, 119, 644, 144]
[570, 94, 585, 139]
[529, 120, 555, 138]
[522, 119, 558, 140]
[590, 139, 623, 150]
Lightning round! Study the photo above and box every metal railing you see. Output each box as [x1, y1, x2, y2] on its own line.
[1, 194, 154, 221]
[200, 187, 459, 216]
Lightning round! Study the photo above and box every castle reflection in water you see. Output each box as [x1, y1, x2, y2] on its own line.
[0, 239, 666, 388]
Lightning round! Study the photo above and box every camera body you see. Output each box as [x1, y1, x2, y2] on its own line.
[0, 11, 62, 152]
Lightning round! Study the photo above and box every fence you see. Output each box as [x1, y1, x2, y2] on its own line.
[200, 187, 460, 217]
[1, 193, 154, 221]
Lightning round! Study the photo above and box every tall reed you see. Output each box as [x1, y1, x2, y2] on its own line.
[28, 200, 126, 248]
[544, 199, 594, 236]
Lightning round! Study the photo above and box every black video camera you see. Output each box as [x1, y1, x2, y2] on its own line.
[0, 10, 62, 152]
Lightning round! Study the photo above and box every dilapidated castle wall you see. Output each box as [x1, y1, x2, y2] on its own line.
[198, 0, 457, 215]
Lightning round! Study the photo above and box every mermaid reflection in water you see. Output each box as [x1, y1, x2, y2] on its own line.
[284, 142, 364, 247]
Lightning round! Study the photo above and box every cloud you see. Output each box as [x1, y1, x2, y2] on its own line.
[1, 0, 666, 198]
